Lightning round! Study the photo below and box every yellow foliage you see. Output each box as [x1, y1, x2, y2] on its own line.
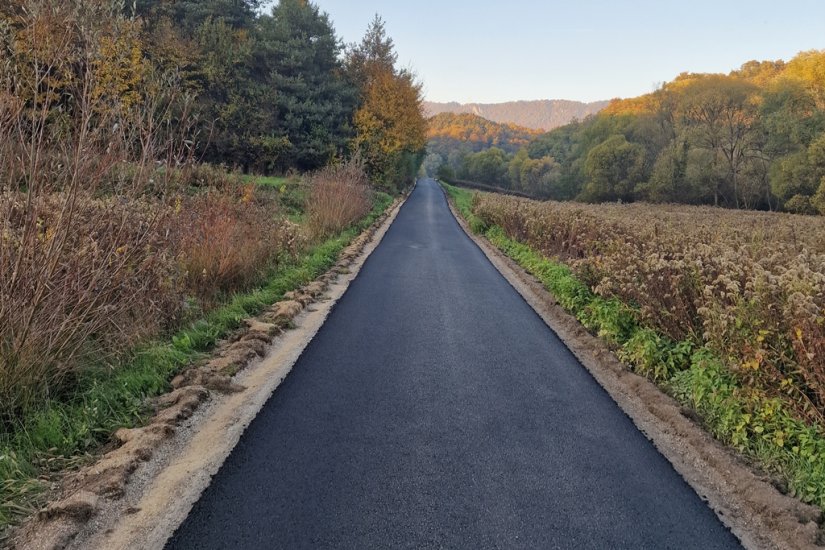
[602, 94, 657, 116]
[783, 50, 825, 107]
[91, 20, 147, 110]
[353, 68, 426, 162]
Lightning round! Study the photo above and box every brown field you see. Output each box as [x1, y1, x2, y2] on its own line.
[473, 195, 825, 422]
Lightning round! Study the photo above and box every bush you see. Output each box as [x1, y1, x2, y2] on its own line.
[0, 192, 181, 422]
[306, 160, 372, 239]
[171, 186, 303, 304]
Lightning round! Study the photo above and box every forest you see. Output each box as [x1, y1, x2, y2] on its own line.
[433, 51, 825, 213]
[0, 0, 426, 188]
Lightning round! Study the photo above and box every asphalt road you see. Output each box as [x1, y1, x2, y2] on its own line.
[167, 178, 741, 549]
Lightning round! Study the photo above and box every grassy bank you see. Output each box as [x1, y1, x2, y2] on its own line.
[441, 181, 825, 511]
[0, 192, 392, 536]
[242, 175, 291, 189]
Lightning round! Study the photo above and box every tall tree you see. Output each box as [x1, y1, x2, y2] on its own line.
[581, 134, 646, 202]
[679, 76, 761, 207]
[136, 0, 260, 32]
[348, 15, 426, 190]
[259, 0, 356, 171]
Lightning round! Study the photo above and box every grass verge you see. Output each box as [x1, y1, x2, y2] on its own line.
[441, 181, 825, 512]
[0, 192, 392, 536]
[242, 175, 290, 188]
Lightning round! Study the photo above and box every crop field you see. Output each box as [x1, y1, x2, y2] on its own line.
[454, 186, 825, 507]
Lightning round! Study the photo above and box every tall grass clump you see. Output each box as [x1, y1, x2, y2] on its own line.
[0, 1, 195, 423]
[306, 159, 372, 239]
[172, 185, 304, 304]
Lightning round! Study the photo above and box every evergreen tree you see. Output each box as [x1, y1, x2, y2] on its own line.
[259, 0, 356, 171]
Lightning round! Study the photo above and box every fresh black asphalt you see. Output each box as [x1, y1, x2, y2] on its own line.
[167, 178, 741, 549]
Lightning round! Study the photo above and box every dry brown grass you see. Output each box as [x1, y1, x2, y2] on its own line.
[171, 186, 303, 304]
[474, 195, 825, 421]
[306, 160, 372, 239]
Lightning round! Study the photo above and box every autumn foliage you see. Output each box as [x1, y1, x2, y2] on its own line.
[434, 50, 825, 214]
[0, 1, 393, 423]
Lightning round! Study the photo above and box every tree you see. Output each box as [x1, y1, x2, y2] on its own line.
[519, 156, 560, 197]
[346, 14, 397, 84]
[462, 147, 508, 186]
[813, 178, 825, 215]
[679, 75, 761, 207]
[348, 15, 426, 190]
[192, 16, 270, 171]
[581, 135, 645, 202]
[136, 0, 261, 33]
[508, 148, 529, 188]
[783, 50, 825, 109]
[640, 139, 690, 203]
[259, 0, 356, 171]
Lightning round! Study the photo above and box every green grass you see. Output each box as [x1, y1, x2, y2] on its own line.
[442, 181, 825, 512]
[0, 192, 393, 537]
[440, 180, 487, 234]
[242, 174, 289, 188]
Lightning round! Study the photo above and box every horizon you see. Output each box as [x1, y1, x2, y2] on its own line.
[264, 1, 825, 104]
[424, 98, 610, 105]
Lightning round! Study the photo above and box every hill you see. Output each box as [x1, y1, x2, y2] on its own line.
[440, 51, 825, 212]
[423, 99, 609, 131]
[427, 112, 540, 154]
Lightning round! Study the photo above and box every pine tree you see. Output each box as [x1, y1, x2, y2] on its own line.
[259, 0, 356, 171]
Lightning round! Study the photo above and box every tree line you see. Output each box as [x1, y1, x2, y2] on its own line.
[432, 51, 825, 213]
[1, 0, 426, 190]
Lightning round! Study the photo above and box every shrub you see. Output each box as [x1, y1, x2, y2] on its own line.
[0, 192, 181, 422]
[171, 186, 303, 304]
[306, 160, 371, 239]
[0, 2, 193, 423]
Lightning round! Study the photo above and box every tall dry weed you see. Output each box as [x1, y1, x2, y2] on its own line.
[171, 186, 303, 303]
[306, 160, 371, 239]
[0, 2, 195, 421]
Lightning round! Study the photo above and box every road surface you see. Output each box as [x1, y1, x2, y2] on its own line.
[167, 178, 740, 549]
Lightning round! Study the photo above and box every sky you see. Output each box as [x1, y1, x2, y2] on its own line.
[265, 1, 825, 104]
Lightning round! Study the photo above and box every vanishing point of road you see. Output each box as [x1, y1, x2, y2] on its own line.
[167, 178, 741, 549]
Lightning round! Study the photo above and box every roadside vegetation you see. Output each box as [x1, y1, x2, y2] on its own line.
[444, 182, 825, 511]
[433, 51, 825, 214]
[0, 0, 425, 536]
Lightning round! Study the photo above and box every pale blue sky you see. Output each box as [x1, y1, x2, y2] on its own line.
[265, 1, 825, 103]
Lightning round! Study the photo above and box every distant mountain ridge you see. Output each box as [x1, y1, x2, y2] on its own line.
[423, 99, 610, 131]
